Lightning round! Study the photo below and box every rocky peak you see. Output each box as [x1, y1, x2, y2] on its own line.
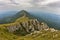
[7, 17, 49, 35]
[20, 10, 28, 16]
[15, 10, 30, 17]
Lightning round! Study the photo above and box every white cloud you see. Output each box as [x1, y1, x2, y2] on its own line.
[0, 0, 11, 4]
[0, 0, 60, 7]
[0, 0, 60, 14]
[0, 0, 34, 8]
[36, 0, 60, 7]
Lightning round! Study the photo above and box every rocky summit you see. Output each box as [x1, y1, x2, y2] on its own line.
[6, 15, 49, 35]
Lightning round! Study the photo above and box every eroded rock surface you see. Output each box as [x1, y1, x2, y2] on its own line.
[7, 19, 49, 35]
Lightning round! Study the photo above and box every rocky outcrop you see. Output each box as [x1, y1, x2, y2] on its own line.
[7, 19, 49, 35]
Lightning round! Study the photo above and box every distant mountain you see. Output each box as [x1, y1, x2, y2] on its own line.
[13, 10, 37, 19]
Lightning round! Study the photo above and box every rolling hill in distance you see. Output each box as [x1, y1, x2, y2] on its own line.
[0, 10, 60, 40]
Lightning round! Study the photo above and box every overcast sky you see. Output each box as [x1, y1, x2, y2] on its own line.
[0, 0, 60, 15]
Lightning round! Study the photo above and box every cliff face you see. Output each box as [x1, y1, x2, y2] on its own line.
[7, 16, 49, 35]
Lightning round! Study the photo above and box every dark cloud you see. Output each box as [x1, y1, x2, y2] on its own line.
[47, 1, 60, 8]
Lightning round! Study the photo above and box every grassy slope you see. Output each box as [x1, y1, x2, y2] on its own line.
[0, 16, 60, 40]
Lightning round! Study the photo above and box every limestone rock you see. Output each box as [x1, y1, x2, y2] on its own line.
[7, 19, 49, 35]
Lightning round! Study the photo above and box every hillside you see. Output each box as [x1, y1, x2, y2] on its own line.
[0, 10, 60, 40]
[0, 16, 60, 40]
[0, 22, 60, 40]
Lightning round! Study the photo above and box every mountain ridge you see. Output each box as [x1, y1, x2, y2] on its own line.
[0, 10, 49, 35]
[0, 10, 39, 24]
[0, 10, 60, 40]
